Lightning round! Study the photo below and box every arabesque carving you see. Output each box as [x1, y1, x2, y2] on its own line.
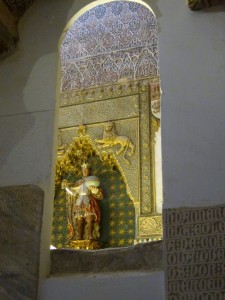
[61, 1, 159, 91]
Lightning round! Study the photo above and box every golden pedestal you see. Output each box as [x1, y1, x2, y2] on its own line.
[66, 239, 101, 250]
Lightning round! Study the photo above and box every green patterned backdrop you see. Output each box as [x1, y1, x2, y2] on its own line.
[51, 155, 135, 248]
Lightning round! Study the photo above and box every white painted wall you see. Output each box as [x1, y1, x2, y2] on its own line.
[0, 0, 224, 298]
[158, 1, 225, 209]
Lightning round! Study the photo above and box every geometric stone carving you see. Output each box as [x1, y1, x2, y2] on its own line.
[0, 185, 43, 300]
[50, 241, 163, 275]
[164, 205, 225, 300]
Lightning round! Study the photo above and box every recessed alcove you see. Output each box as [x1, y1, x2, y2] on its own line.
[52, 0, 163, 252]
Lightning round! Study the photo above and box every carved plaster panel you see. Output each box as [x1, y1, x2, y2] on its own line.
[61, 1, 159, 91]
[58, 95, 139, 128]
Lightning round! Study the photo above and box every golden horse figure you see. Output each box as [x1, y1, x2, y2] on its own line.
[95, 121, 135, 160]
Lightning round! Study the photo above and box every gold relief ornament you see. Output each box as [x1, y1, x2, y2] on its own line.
[77, 124, 86, 136]
[55, 133, 96, 186]
[139, 216, 163, 236]
[95, 121, 135, 164]
[67, 239, 101, 250]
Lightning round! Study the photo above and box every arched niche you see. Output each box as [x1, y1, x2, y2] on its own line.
[53, 0, 163, 248]
[52, 130, 135, 248]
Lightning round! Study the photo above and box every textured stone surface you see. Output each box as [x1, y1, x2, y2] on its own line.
[164, 205, 225, 300]
[0, 0, 35, 59]
[187, 0, 224, 10]
[0, 0, 18, 59]
[50, 241, 163, 275]
[0, 185, 44, 300]
[3, 0, 35, 17]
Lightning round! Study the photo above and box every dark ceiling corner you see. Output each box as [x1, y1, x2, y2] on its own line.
[0, 0, 35, 60]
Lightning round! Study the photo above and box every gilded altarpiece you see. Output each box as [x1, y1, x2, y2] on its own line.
[52, 76, 162, 248]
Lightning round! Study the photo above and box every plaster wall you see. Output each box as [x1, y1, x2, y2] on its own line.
[0, 0, 224, 294]
[158, 1, 225, 209]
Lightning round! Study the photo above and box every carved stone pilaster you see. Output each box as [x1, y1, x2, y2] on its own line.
[139, 86, 152, 214]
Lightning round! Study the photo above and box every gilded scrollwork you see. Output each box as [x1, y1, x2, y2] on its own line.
[55, 125, 118, 186]
[139, 216, 163, 236]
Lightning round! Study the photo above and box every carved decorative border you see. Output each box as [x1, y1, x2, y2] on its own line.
[139, 86, 152, 213]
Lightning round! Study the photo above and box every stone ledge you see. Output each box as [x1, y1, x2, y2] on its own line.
[50, 241, 163, 275]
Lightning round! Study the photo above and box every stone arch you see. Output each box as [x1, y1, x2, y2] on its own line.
[52, 130, 135, 248]
[54, 0, 163, 248]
